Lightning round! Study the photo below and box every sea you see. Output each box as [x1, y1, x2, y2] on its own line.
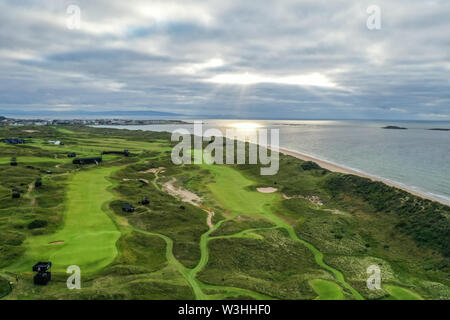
[97, 120, 450, 205]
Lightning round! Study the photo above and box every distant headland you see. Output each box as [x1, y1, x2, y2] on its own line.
[382, 125, 408, 130]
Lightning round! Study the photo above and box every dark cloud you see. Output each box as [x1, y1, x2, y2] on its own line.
[0, 0, 449, 119]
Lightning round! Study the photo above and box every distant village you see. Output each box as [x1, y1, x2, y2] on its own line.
[0, 116, 188, 127]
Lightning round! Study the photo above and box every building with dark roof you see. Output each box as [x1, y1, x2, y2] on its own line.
[102, 150, 130, 156]
[3, 138, 25, 144]
[122, 203, 135, 213]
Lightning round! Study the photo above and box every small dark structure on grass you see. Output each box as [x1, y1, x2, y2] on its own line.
[122, 203, 135, 213]
[12, 189, 20, 199]
[102, 150, 130, 157]
[3, 138, 25, 144]
[45, 170, 53, 174]
[72, 157, 102, 165]
[67, 153, 77, 158]
[32, 262, 52, 285]
[140, 196, 150, 205]
[10, 157, 17, 166]
[35, 177, 42, 188]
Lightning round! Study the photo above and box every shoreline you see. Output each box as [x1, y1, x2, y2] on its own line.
[276, 147, 448, 205]
[92, 125, 449, 206]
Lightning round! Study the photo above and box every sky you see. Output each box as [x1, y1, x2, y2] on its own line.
[0, 0, 449, 120]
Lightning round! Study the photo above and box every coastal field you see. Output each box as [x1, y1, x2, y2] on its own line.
[0, 125, 449, 300]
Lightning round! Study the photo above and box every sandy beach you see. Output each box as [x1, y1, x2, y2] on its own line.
[276, 147, 444, 204]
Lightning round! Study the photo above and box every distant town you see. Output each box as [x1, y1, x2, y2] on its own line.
[0, 116, 189, 126]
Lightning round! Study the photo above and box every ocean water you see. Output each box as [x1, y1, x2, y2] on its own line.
[98, 120, 450, 205]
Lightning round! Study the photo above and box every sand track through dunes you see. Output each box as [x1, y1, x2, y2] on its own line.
[163, 178, 202, 206]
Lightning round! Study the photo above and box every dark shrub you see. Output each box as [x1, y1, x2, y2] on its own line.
[28, 219, 48, 229]
[300, 161, 321, 171]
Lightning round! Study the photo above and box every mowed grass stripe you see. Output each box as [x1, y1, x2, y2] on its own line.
[7, 167, 122, 274]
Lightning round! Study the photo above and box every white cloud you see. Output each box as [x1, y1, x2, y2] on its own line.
[389, 108, 407, 113]
[205, 72, 337, 88]
[418, 113, 449, 119]
[173, 58, 224, 75]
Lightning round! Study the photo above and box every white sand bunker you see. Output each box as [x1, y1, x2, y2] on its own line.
[257, 187, 278, 193]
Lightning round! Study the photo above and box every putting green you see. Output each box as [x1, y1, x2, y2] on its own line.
[309, 279, 345, 300]
[206, 164, 278, 215]
[6, 166, 121, 274]
[384, 285, 422, 300]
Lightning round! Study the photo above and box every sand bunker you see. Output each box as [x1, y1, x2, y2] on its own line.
[23, 130, 38, 133]
[257, 187, 278, 193]
[49, 241, 64, 245]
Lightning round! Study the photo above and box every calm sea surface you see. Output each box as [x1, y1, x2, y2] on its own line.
[98, 120, 450, 205]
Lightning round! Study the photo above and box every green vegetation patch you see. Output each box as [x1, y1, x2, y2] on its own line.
[384, 285, 422, 300]
[309, 279, 345, 300]
[198, 229, 318, 299]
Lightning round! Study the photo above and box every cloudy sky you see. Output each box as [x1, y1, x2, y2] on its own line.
[0, 0, 449, 119]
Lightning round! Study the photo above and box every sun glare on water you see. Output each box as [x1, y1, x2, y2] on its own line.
[230, 122, 262, 129]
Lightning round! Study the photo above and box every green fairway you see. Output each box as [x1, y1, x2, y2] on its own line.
[6, 166, 122, 274]
[309, 279, 345, 300]
[384, 285, 422, 300]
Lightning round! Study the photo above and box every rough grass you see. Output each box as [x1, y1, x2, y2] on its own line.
[0, 276, 11, 298]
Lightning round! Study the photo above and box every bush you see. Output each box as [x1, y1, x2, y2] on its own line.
[300, 161, 321, 171]
[0, 276, 11, 298]
[28, 219, 48, 229]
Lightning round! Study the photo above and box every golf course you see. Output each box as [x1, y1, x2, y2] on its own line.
[0, 125, 448, 300]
